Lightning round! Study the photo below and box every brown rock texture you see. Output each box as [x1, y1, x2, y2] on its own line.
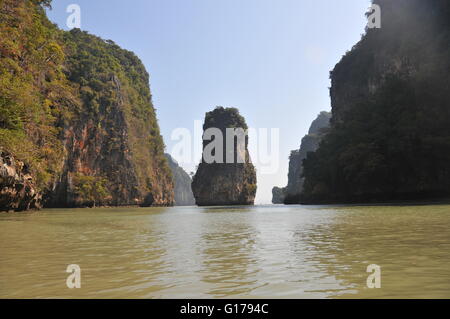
[0, 151, 41, 212]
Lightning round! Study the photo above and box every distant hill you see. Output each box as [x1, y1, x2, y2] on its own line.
[271, 112, 330, 204]
[165, 154, 195, 206]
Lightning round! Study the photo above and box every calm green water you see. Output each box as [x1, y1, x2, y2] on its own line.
[1, 204, 450, 298]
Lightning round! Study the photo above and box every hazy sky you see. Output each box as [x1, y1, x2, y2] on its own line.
[47, 0, 370, 204]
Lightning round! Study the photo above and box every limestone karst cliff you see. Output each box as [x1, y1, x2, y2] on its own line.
[192, 107, 257, 206]
[0, 0, 174, 210]
[301, 0, 450, 204]
[48, 30, 174, 207]
[165, 154, 195, 206]
[271, 112, 331, 204]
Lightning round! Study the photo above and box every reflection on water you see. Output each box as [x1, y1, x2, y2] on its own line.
[1, 204, 450, 298]
[199, 208, 259, 297]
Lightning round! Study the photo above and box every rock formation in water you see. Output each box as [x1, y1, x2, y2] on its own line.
[192, 107, 257, 206]
[271, 111, 331, 204]
[0, 0, 174, 210]
[301, 0, 450, 204]
[271, 187, 285, 204]
[165, 154, 195, 206]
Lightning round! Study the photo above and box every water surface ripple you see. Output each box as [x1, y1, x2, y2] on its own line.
[1, 204, 450, 298]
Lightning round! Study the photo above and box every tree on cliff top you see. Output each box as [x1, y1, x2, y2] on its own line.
[204, 106, 248, 131]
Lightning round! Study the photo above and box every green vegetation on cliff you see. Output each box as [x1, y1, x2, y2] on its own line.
[0, 0, 75, 190]
[72, 174, 111, 207]
[57, 29, 173, 207]
[0, 0, 173, 209]
[301, 0, 450, 203]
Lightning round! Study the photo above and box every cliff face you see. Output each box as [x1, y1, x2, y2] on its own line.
[271, 112, 330, 204]
[48, 30, 174, 207]
[0, 151, 41, 211]
[0, 0, 174, 210]
[192, 107, 257, 206]
[301, 0, 450, 204]
[165, 154, 195, 206]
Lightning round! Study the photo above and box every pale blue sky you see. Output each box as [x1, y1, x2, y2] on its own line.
[47, 0, 371, 204]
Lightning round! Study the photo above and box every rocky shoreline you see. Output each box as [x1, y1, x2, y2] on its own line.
[0, 152, 41, 212]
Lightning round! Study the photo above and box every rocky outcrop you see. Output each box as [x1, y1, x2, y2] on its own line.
[272, 111, 330, 204]
[0, 152, 41, 212]
[192, 107, 257, 206]
[272, 187, 285, 204]
[165, 154, 195, 206]
[284, 112, 331, 203]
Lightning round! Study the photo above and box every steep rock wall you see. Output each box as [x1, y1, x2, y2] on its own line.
[192, 107, 257, 206]
[301, 0, 450, 204]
